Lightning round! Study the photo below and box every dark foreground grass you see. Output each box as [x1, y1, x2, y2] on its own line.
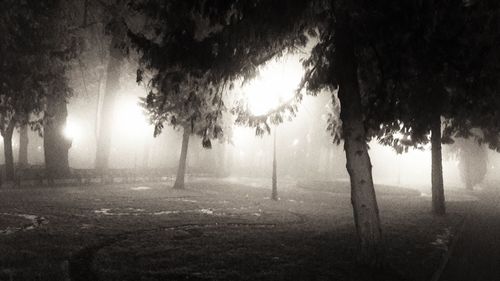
[0, 177, 472, 281]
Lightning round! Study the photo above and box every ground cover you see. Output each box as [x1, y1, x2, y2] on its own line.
[0, 177, 471, 280]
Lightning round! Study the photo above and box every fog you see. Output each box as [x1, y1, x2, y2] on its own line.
[3, 78, 498, 192]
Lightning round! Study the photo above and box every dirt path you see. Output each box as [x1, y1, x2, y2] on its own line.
[439, 190, 500, 281]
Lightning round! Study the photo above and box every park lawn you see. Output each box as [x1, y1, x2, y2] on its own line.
[0, 178, 470, 281]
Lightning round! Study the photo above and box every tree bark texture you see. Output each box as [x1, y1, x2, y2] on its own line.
[173, 127, 190, 189]
[334, 18, 383, 266]
[44, 95, 71, 177]
[3, 119, 16, 181]
[19, 124, 29, 167]
[95, 28, 124, 171]
[272, 127, 278, 201]
[431, 114, 446, 215]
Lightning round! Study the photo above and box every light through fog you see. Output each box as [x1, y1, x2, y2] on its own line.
[113, 95, 151, 135]
[15, 53, 498, 191]
[242, 54, 304, 116]
[4, 3, 500, 280]
[63, 117, 82, 141]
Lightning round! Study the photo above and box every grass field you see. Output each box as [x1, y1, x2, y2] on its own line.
[0, 177, 473, 281]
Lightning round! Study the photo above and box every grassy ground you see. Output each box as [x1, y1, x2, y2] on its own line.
[0, 177, 472, 281]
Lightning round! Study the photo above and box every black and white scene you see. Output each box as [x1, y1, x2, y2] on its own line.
[1, 1, 500, 280]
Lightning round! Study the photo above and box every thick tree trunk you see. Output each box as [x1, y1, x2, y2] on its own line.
[431, 114, 446, 215]
[44, 95, 71, 178]
[334, 19, 383, 266]
[271, 127, 278, 200]
[3, 120, 15, 181]
[19, 124, 29, 167]
[173, 127, 190, 189]
[464, 156, 473, 191]
[95, 30, 124, 171]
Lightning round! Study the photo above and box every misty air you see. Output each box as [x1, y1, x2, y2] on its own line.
[1, 1, 499, 281]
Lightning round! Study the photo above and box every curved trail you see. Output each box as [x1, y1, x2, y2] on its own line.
[438, 191, 500, 281]
[68, 211, 307, 281]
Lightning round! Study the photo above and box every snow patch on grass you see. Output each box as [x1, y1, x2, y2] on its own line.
[94, 208, 145, 216]
[131, 186, 152, 191]
[0, 213, 48, 235]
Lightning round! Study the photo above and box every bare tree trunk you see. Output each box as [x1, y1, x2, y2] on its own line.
[95, 28, 124, 171]
[173, 127, 190, 189]
[19, 124, 29, 167]
[44, 95, 71, 178]
[335, 18, 383, 267]
[431, 114, 446, 215]
[464, 155, 473, 191]
[271, 126, 278, 200]
[3, 119, 16, 181]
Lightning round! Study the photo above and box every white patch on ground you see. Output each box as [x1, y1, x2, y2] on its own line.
[153, 210, 181, 215]
[126, 208, 145, 212]
[431, 227, 452, 251]
[92, 206, 250, 218]
[153, 208, 219, 216]
[199, 209, 214, 215]
[131, 186, 152, 191]
[0, 213, 48, 235]
[94, 208, 112, 215]
[94, 208, 145, 216]
[166, 198, 198, 203]
[0, 227, 17, 235]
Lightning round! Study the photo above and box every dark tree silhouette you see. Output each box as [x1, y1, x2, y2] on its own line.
[94, 1, 129, 171]
[18, 124, 29, 167]
[0, 0, 76, 180]
[126, 0, 500, 265]
[363, 0, 500, 215]
[127, 0, 386, 264]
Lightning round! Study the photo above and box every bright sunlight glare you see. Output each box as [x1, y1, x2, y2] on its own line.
[242, 54, 304, 116]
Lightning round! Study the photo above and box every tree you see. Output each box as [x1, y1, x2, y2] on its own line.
[453, 138, 488, 190]
[128, 0, 310, 189]
[364, 0, 500, 215]
[41, 1, 81, 178]
[299, 6, 384, 265]
[18, 124, 29, 167]
[0, 0, 76, 180]
[94, 1, 129, 171]
[44, 92, 72, 177]
[127, 0, 386, 265]
[137, 73, 225, 189]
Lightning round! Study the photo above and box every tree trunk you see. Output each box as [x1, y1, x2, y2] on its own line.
[431, 114, 446, 215]
[3, 120, 16, 181]
[19, 124, 29, 167]
[95, 29, 124, 171]
[271, 126, 278, 200]
[334, 18, 383, 266]
[44, 95, 71, 178]
[464, 155, 473, 191]
[173, 127, 190, 189]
